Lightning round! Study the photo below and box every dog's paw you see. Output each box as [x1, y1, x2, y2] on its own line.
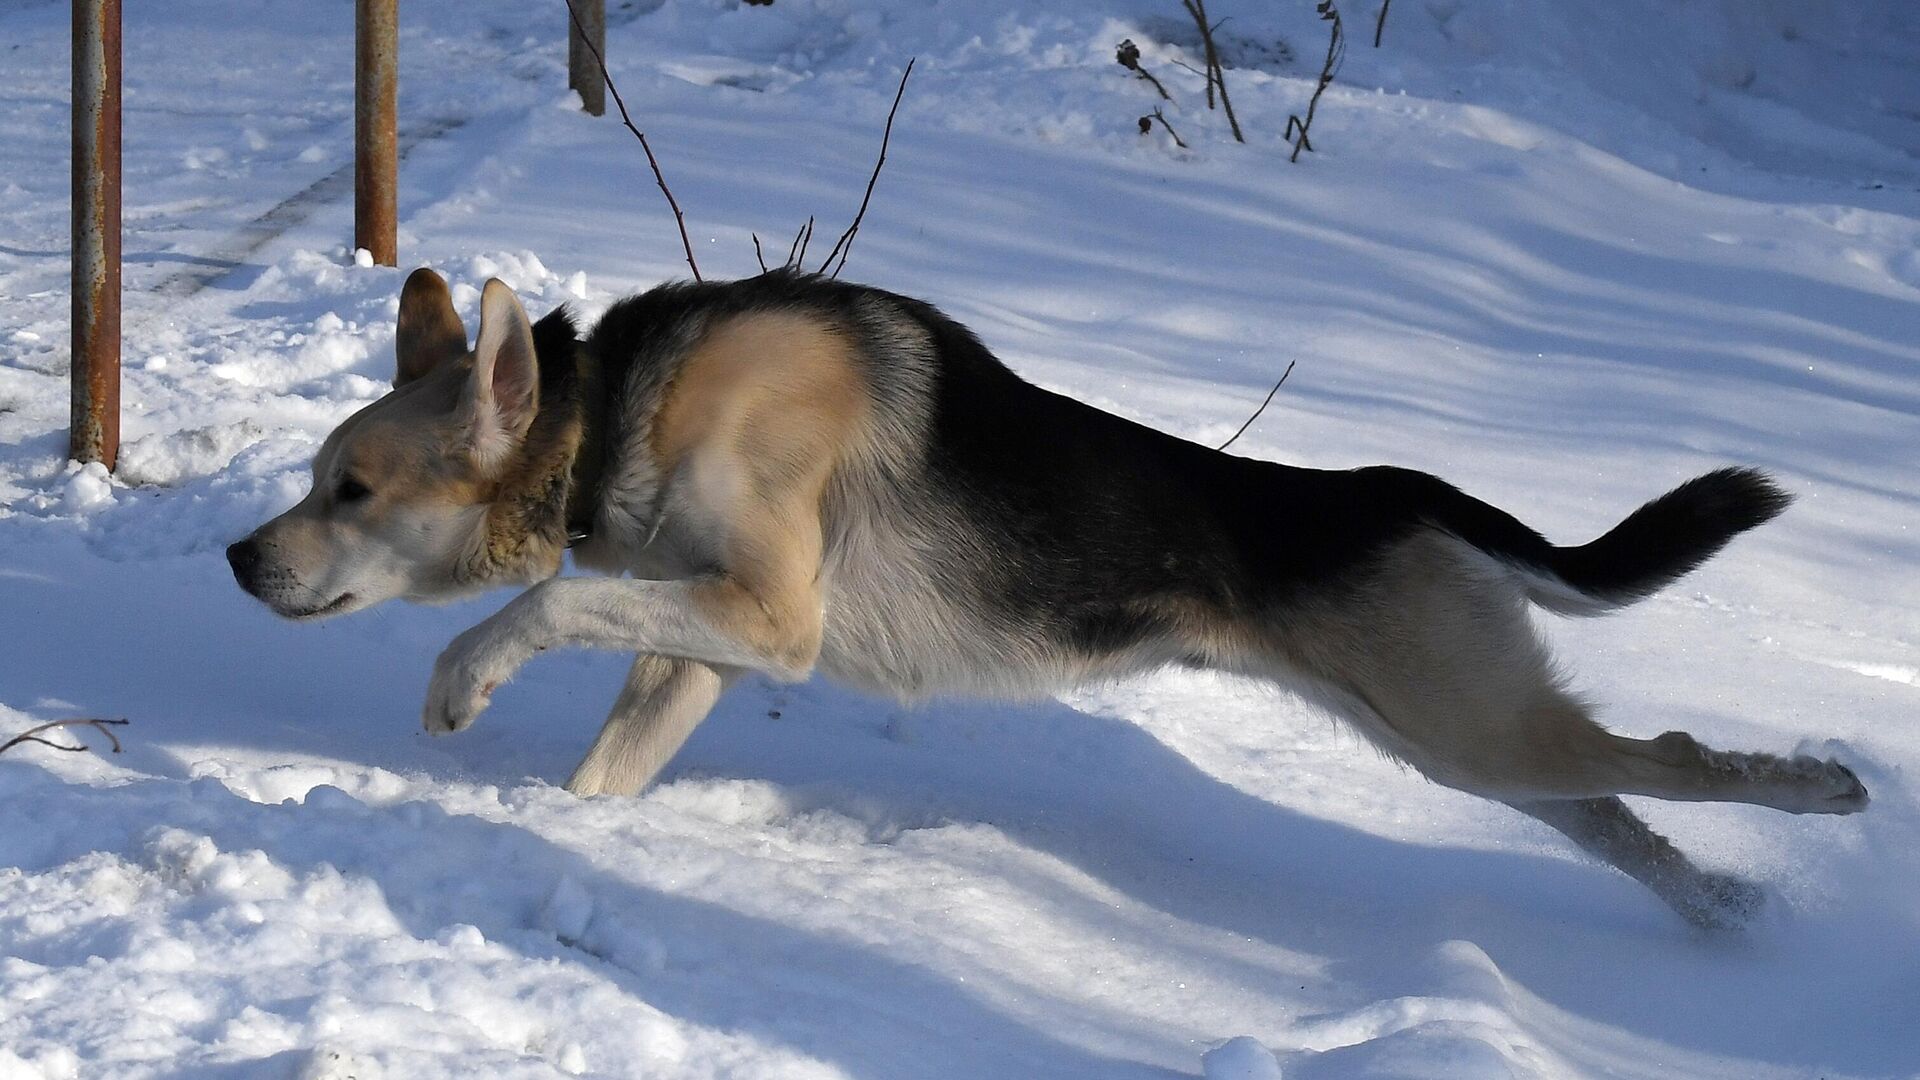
[1674, 870, 1767, 932]
[1819, 760, 1870, 813]
[563, 755, 654, 798]
[1781, 755, 1870, 814]
[563, 768, 620, 798]
[423, 640, 501, 735]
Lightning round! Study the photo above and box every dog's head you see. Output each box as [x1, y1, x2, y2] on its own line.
[228, 268, 549, 619]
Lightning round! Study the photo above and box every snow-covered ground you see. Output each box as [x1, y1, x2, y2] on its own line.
[3, 1, 1918, 1076]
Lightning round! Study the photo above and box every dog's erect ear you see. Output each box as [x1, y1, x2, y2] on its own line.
[464, 278, 540, 469]
[395, 267, 468, 387]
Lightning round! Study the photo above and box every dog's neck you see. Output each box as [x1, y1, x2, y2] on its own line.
[465, 309, 598, 585]
[562, 352, 608, 549]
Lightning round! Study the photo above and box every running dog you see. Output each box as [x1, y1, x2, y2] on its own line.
[228, 268, 1868, 927]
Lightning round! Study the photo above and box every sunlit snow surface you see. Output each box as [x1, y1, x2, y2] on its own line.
[2, 1, 1918, 1076]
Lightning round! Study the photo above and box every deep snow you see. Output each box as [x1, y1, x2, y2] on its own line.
[2, 1, 1918, 1077]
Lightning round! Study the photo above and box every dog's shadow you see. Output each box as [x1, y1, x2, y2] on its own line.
[600, 675, 1915, 1078]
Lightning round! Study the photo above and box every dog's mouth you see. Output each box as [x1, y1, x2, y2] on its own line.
[280, 592, 357, 620]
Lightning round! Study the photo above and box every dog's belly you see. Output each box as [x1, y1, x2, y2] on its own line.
[813, 578, 1069, 702]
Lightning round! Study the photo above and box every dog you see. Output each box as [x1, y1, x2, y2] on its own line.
[229, 267, 1868, 927]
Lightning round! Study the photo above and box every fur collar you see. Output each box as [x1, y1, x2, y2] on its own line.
[462, 306, 599, 585]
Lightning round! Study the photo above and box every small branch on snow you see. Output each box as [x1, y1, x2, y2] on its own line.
[1167, 55, 1213, 86]
[816, 59, 916, 278]
[1287, 0, 1347, 162]
[1217, 360, 1296, 451]
[1116, 40, 1172, 101]
[0, 718, 130, 759]
[560, 0, 703, 281]
[1180, 0, 1243, 142]
[1139, 108, 1189, 149]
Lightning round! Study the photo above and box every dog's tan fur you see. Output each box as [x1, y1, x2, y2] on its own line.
[230, 270, 1870, 928]
[651, 312, 869, 674]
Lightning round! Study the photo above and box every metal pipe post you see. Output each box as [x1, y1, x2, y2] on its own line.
[568, 0, 606, 116]
[355, 0, 397, 265]
[71, 0, 121, 470]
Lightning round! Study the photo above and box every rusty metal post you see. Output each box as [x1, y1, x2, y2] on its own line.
[567, 0, 606, 116]
[71, 0, 121, 470]
[355, 0, 397, 266]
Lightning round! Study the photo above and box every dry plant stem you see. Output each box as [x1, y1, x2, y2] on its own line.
[561, 0, 702, 281]
[753, 232, 769, 273]
[1144, 108, 1188, 149]
[1288, 0, 1345, 162]
[1374, 0, 1391, 47]
[786, 216, 815, 269]
[1208, 18, 1242, 140]
[817, 58, 915, 277]
[1165, 16, 1214, 110]
[1117, 40, 1172, 100]
[1168, 55, 1212, 87]
[0, 717, 129, 757]
[1181, 0, 1242, 141]
[1217, 359, 1296, 451]
[1135, 67, 1172, 100]
[1179, 13, 1214, 107]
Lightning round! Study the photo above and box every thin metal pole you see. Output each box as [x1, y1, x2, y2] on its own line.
[355, 0, 397, 266]
[568, 0, 606, 116]
[71, 0, 121, 470]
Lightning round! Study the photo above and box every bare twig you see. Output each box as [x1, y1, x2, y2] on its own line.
[1180, 0, 1243, 142]
[817, 59, 915, 278]
[753, 232, 769, 273]
[1185, 22, 1214, 106]
[1286, 0, 1346, 162]
[1216, 360, 1296, 451]
[0, 718, 130, 758]
[786, 215, 815, 269]
[561, 0, 702, 281]
[1374, 0, 1391, 47]
[1167, 55, 1211, 84]
[1116, 40, 1172, 101]
[1139, 108, 1188, 149]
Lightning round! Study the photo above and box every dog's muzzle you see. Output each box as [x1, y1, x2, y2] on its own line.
[226, 537, 356, 619]
[226, 538, 264, 596]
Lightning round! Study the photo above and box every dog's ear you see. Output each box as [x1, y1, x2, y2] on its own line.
[464, 278, 540, 469]
[395, 267, 468, 387]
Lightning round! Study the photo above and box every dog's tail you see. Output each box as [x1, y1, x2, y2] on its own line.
[1398, 466, 1792, 616]
[1524, 467, 1791, 614]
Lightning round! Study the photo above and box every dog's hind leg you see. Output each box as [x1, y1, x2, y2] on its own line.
[565, 655, 738, 797]
[1566, 726, 1869, 814]
[1297, 536, 1868, 816]
[1459, 691, 1870, 814]
[1509, 796, 1762, 928]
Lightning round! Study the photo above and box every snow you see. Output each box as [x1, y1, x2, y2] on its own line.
[3, 0, 1919, 1077]
[1203, 1036, 1286, 1080]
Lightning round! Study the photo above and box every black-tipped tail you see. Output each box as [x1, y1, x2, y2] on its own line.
[1528, 467, 1791, 614]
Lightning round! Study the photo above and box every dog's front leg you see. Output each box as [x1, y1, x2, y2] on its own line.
[424, 576, 817, 734]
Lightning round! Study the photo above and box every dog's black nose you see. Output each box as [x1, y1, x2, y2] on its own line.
[226, 538, 261, 588]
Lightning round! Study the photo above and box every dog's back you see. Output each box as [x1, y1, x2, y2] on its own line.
[574, 272, 1792, 710]
[577, 274, 1403, 696]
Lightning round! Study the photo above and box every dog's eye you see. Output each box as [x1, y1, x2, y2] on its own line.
[335, 477, 372, 504]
